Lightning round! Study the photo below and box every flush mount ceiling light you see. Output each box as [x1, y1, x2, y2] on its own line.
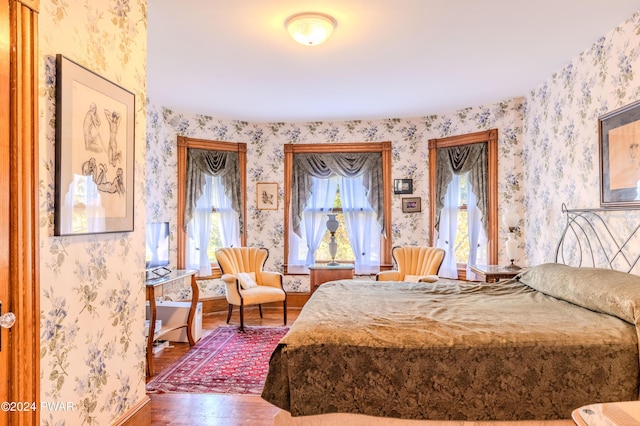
[285, 12, 337, 46]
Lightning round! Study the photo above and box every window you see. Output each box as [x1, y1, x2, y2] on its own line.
[453, 173, 470, 264]
[185, 174, 241, 272]
[436, 172, 488, 278]
[288, 175, 381, 272]
[429, 130, 498, 279]
[284, 143, 392, 275]
[315, 184, 355, 262]
[177, 137, 247, 278]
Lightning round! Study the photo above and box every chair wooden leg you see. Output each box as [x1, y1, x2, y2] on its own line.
[226, 304, 233, 324]
[258, 304, 263, 318]
[239, 304, 244, 331]
[283, 300, 287, 325]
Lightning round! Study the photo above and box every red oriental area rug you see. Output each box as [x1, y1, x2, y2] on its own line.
[146, 325, 289, 395]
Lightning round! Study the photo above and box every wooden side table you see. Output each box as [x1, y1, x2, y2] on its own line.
[309, 264, 354, 294]
[145, 269, 199, 377]
[469, 264, 523, 283]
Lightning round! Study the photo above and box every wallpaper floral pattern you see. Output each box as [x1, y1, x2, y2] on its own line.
[39, 0, 147, 425]
[146, 99, 525, 298]
[34, 1, 640, 424]
[523, 11, 640, 274]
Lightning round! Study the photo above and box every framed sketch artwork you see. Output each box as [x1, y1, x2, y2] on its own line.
[599, 100, 640, 208]
[54, 54, 135, 236]
[256, 182, 278, 210]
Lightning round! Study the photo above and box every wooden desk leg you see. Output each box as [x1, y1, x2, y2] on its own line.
[186, 274, 200, 346]
[146, 286, 157, 377]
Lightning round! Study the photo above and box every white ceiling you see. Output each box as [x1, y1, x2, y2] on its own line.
[147, 0, 640, 123]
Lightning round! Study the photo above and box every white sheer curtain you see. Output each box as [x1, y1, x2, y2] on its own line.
[187, 175, 241, 276]
[436, 174, 460, 279]
[466, 181, 487, 279]
[146, 222, 163, 267]
[187, 175, 213, 276]
[287, 176, 338, 273]
[211, 175, 240, 248]
[341, 175, 381, 274]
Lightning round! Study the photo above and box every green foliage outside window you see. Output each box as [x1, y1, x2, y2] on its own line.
[206, 212, 222, 263]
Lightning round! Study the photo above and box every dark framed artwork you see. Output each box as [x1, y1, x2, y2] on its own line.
[402, 197, 421, 213]
[54, 54, 135, 236]
[394, 178, 413, 194]
[599, 100, 640, 208]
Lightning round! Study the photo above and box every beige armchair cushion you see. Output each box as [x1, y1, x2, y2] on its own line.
[376, 246, 445, 282]
[404, 274, 440, 283]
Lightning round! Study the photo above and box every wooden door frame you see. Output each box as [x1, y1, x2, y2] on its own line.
[175, 136, 247, 275]
[4, 0, 40, 424]
[0, 1, 9, 421]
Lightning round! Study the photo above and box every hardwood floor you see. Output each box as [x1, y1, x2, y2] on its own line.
[148, 306, 299, 425]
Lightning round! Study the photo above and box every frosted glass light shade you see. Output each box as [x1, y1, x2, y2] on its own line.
[326, 213, 339, 233]
[285, 12, 336, 46]
[502, 208, 519, 230]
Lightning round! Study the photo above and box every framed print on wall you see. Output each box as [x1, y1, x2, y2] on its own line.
[402, 197, 421, 213]
[394, 178, 413, 194]
[599, 100, 640, 208]
[256, 182, 278, 210]
[54, 54, 135, 236]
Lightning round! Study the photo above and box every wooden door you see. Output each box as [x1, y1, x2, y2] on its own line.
[0, 0, 10, 421]
[3, 0, 40, 424]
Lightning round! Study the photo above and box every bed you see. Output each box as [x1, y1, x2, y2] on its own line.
[261, 207, 640, 424]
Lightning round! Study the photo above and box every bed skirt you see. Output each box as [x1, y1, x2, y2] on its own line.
[273, 410, 575, 426]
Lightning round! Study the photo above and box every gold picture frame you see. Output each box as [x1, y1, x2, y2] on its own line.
[256, 182, 278, 210]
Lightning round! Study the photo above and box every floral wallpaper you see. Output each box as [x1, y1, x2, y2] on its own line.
[523, 10, 640, 275]
[146, 99, 525, 298]
[33, 0, 640, 424]
[39, 0, 147, 425]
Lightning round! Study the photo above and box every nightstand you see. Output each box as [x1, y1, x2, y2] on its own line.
[308, 264, 354, 294]
[469, 264, 524, 283]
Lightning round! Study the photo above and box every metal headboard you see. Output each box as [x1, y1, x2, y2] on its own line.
[555, 204, 640, 273]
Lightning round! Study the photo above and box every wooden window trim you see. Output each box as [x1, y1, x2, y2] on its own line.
[176, 136, 247, 278]
[283, 142, 393, 273]
[428, 129, 499, 265]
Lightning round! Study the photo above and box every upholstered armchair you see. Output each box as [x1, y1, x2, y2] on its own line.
[216, 247, 287, 331]
[376, 245, 446, 283]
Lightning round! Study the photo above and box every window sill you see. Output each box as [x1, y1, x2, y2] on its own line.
[194, 266, 222, 281]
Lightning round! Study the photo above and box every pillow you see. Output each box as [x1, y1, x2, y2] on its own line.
[237, 272, 258, 289]
[517, 263, 640, 324]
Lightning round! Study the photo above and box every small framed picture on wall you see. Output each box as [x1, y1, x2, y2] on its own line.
[394, 178, 413, 194]
[402, 197, 421, 213]
[256, 182, 278, 210]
